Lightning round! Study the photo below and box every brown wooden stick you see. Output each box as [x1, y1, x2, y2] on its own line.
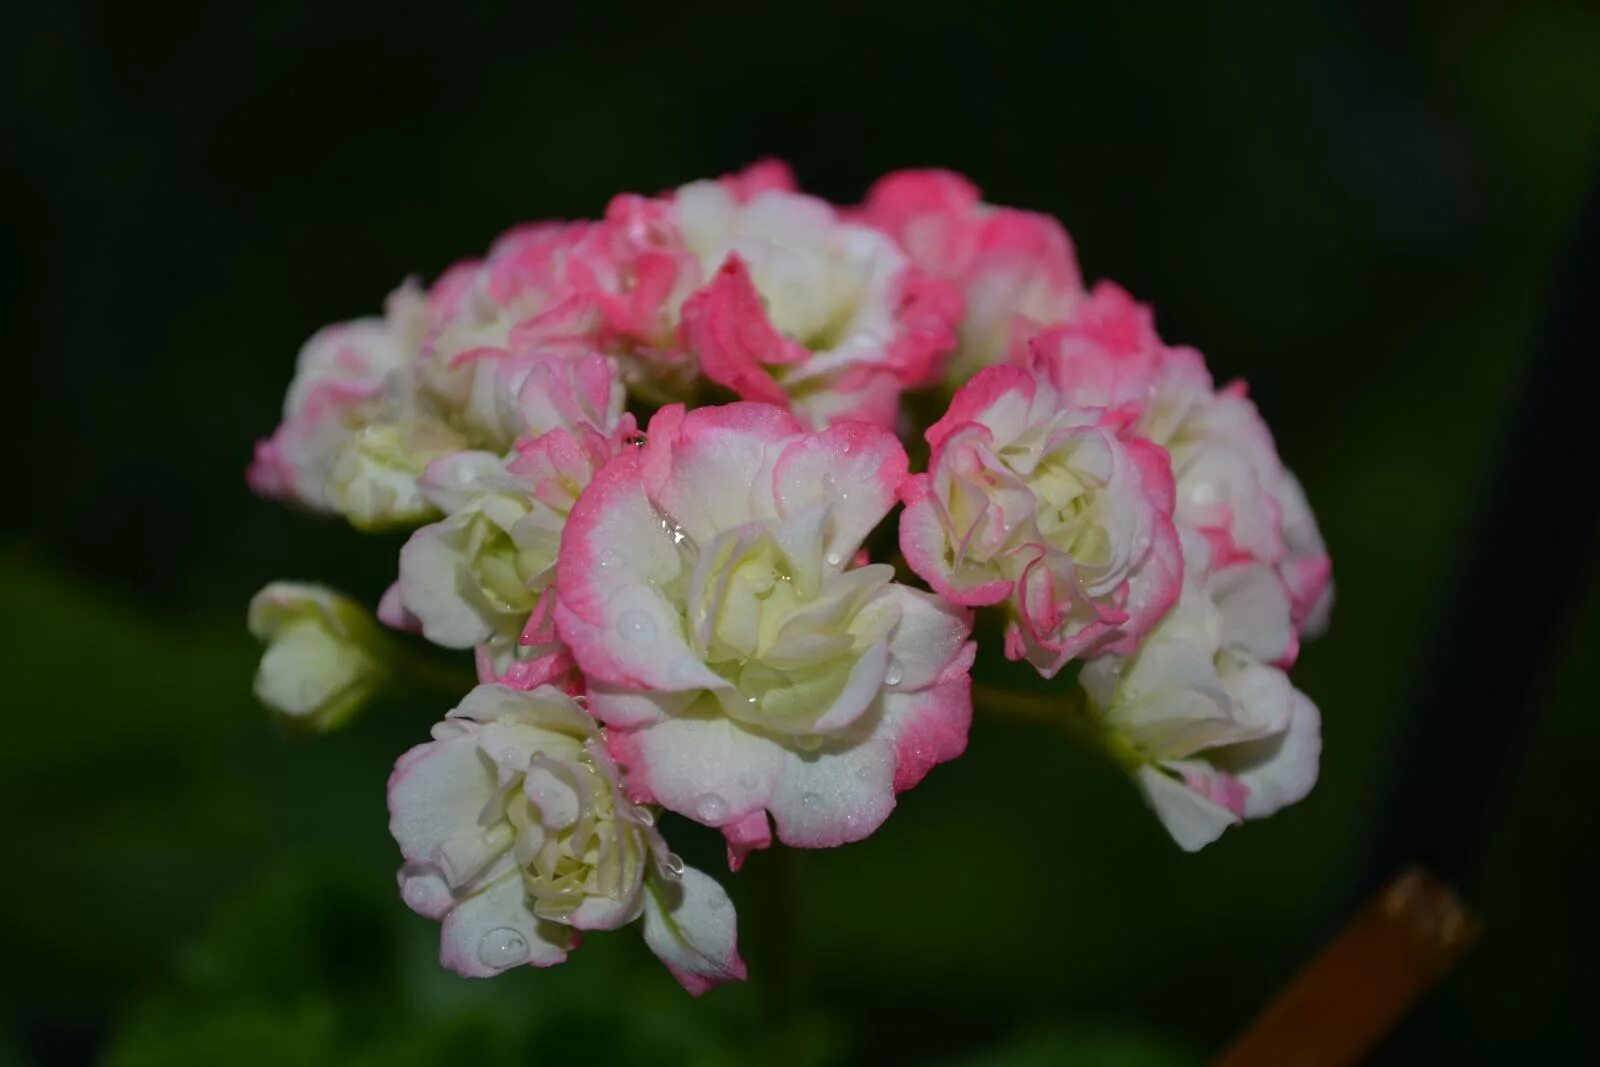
[1215, 867, 1480, 1067]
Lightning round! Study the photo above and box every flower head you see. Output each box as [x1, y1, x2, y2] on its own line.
[248, 162, 1337, 985]
[247, 583, 389, 730]
[555, 402, 974, 864]
[900, 361, 1182, 676]
[388, 683, 745, 991]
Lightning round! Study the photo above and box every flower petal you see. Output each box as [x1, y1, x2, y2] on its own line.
[438, 873, 572, 977]
[641, 867, 747, 995]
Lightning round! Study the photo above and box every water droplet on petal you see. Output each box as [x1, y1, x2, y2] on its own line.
[695, 792, 729, 823]
[884, 658, 904, 687]
[661, 852, 685, 880]
[825, 550, 843, 568]
[737, 772, 761, 791]
[476, 927, 530, 969]
[706, 892, 729, 911]
[632, 805, 655, 827]
[617, 610, 656, 643]
[800, 791, 821, 809]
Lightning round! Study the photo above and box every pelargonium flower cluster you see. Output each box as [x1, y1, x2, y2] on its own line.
[249, 161, 1332, 991]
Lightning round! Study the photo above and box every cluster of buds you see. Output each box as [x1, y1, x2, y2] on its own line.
[249, 162, 1332, 991]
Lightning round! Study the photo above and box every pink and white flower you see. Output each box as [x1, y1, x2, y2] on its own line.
[899, 362, 1182, 677]
[858, 168, 1082, 385]
[598, 168, 961, 428]
[397, 354, 634, 690]
[248, 282, 467, 528]
[555, 402, 975, 866]
[1077, 532, 1321, 850]
[388, 683, 745, 992]
[1031, 290, 1333, 643]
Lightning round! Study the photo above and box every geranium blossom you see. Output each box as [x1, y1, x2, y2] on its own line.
[899, 361, 1182, 676]
[602, 170, 961, 428]
[1077, 532, 1321, 850]
[555, 402, 974, 865]
[1040, 319, 1292, 573]
[248, 283, 469, 528]
[389, 683, 744, 991]
[858, 168, 1082, 385]
[397, 353, 635, 691]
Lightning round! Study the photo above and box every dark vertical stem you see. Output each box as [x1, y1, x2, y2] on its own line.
[756, 843, 802, 1063]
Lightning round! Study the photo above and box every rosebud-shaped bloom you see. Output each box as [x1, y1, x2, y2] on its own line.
[249, 282, 465, 527]
[1077, 533, 1321, 850]
[419, 222, 612, 434]
[1032, 289, 1334, 641]
[398, 355, 634, 687]
[900, 363, 1182, 677]
[858, 169, 1083, 385]
[555, 403, 975, 865]
[588, 165, 960, 428]
[388, 684, 745, 992]
[248, 582, 389, 730]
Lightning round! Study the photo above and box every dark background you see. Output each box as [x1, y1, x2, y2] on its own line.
[4, 3, 1599, 1064]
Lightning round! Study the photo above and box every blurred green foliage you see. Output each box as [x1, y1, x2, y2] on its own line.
[4, 1, 1599, 1063]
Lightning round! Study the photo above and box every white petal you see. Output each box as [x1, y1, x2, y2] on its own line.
[641, 866, 746, 995]
[398, 517, 494, 648]
[438, 873, 571, 977]
[1133, 765, 1238, 852]
[388, 734, 497, 863]
[881, 585, 973, 692]
[767, 737, 896, 848]
[622, 713, 785, 827]
[1217, 689, 1322, 819]
[1208, 562, 1294, 664]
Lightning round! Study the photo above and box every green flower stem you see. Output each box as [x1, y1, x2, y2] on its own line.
[970, 682, 1105, 752]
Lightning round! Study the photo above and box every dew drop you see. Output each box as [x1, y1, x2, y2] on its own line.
[617, 610, 656, 643]
[695, 792, 729, 823]
[669, 659, 703, 683]
[659, 517, 689, 544]
[707, 892, 729, 911]
[631, 805, 655, 827]
[825, 550, 843, 568]
[736, 772, 761, 791]
[476, 927, 530, 969]
[661, 852, 685, 879]
[884, 658, 904, 687]
[800, 791, 821, 809]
